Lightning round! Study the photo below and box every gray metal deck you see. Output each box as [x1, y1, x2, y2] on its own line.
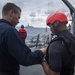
[20, 65, 45, 75]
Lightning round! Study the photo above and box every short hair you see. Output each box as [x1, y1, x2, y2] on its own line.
[2, 3, 21, 15]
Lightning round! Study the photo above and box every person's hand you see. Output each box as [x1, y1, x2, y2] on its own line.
[40, 47, 47, 55]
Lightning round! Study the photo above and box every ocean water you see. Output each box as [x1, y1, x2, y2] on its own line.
[16, 27, 52, 43]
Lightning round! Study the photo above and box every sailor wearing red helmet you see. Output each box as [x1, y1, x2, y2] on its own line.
[42, 12, 75, 75]
[46, 12, 68, 35]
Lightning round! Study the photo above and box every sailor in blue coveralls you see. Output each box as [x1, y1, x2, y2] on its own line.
[0, 3, 46, 75]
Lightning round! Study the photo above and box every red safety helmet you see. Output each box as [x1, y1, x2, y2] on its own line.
[46, 12, 68, 25]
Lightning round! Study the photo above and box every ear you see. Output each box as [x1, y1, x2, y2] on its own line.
[9, 10, 14, 17]
[54, 21, 60, 27]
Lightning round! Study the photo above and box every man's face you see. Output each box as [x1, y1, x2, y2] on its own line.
[48, 24, 55, 34]
[10, 10, 21, 27]
[48, 21, 61, 35]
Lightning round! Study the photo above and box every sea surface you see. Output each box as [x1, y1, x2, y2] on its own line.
[16, 27, 51, 41]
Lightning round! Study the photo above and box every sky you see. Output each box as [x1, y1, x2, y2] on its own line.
[0, 0, 75, 28]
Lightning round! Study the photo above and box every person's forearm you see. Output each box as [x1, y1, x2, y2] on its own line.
[42, 61, 50, 75]
[42, 61, 60, 75]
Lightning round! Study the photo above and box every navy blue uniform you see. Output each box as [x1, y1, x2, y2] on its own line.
[0, 19, 43, 75]
[46, 30, 75, 75]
